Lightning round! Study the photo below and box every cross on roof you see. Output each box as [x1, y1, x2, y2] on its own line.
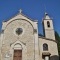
[19, 9, 22, 13]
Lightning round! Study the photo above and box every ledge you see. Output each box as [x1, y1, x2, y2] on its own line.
[42, 52, 51, 56]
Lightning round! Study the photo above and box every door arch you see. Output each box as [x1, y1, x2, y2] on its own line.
[10, 41, 27, 60]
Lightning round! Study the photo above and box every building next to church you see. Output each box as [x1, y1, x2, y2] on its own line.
[0, 10, 59, 60]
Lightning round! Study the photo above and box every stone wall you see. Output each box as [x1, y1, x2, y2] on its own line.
[1, 19, 35, 60]
[39, 37, 59, 60]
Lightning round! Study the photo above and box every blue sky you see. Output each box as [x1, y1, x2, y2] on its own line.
[0, 0, 60, 35]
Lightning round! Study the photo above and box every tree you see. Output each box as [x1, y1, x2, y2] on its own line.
[55, 31, 60, 59]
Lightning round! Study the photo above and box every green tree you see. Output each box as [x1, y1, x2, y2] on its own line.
[55, 31, 60, 59]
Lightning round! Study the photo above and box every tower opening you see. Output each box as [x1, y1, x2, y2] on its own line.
[47, 21, 50, 27]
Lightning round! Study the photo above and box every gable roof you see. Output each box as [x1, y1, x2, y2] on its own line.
[3, 11, 37, 22]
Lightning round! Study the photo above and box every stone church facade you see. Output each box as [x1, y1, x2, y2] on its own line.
[0, 11, 59, 60]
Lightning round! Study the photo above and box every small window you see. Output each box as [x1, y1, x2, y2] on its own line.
[47, 21, 50, 27]
[16, 28, 23, 35]
[43, 43, 48, 51]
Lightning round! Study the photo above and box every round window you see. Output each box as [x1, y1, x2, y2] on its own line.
[16, 28, 23, 35]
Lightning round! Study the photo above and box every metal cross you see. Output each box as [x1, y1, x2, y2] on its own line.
[19, 9, 22, 13]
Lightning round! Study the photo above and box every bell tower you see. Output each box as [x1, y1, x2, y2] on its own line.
[42, 12, 55, 40]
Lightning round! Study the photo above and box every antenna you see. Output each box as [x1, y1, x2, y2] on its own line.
[44, 4, 47, 14]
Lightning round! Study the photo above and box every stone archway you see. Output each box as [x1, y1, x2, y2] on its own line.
[10, 41, 27, 60]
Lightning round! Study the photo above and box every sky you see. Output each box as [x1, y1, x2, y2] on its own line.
[0, 0, 60, 35]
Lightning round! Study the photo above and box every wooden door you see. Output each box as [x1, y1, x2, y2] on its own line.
[13, 50, 22, 60]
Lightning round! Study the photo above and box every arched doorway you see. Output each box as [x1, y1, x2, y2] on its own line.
[10, 41, 27, 60]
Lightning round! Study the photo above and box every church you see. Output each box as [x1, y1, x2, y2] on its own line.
[0, 10, 59, 60]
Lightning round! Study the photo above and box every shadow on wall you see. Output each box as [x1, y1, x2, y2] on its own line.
[50, 55, 59, 60]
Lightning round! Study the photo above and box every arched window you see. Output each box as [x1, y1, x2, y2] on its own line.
[47, 21, 50, 27]
[43, 43, 48, 51]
